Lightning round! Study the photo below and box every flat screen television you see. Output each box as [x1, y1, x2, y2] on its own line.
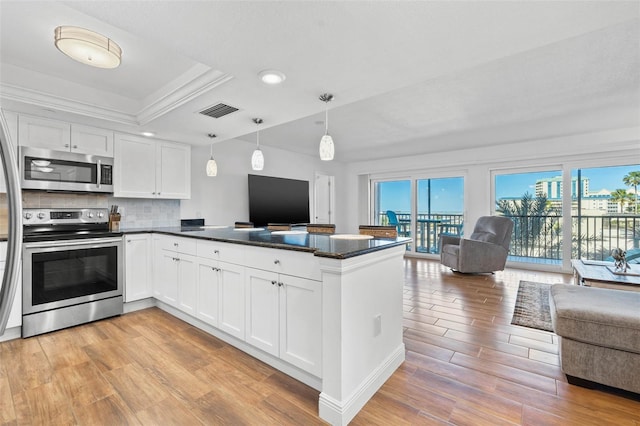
[248, 174, 310, 226]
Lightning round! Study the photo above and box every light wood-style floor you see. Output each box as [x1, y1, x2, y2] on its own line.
[1, 258, 639, 425]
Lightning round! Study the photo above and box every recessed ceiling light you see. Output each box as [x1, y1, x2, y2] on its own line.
[141, 131, 155, 137]
[258, 69, 286, 85]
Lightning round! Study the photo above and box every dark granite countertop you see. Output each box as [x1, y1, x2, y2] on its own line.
[121, 226, 411, 259]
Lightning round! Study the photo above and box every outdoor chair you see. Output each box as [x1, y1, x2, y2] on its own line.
[386, 210, 408, 237]
[439, 216, 513, 273]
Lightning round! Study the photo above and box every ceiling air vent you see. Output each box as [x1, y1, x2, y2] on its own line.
[199, 103, 239, 119]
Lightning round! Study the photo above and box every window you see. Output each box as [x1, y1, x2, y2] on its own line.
[371, 175, 464, 254]
[494, 170, 563, 265]
[572, 165, 640, 261]
[416, 177, 464, 253]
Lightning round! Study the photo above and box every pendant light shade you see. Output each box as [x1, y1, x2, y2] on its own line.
[319, 93, 335, 161]
[206, 134, 217, 177]
[54, 26, 122, 69]
[251, 118, 264, 171]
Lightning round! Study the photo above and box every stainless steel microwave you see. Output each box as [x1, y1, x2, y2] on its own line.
[19, 146, 114, 193]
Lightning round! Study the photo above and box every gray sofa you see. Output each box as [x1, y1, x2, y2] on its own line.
[440, 216, 513, 273]
[549, 284, 640, 394]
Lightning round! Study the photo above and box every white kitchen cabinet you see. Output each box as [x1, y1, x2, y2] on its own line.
[124, 234, 152, 302]
[70, 124, 114, 156]
[18, 115, 113, 156]
[114, 134, 191, 199]
[245, 267, 322, 376]
[153, 235, 197, 309]
[196, 258, 220, 326]
[217, 261, 246, 339]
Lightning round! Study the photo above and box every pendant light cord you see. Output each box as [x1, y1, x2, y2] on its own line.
[325, 107, 329, 135]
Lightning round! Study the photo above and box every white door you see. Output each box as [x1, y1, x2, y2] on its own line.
[314, 173, 334, 223]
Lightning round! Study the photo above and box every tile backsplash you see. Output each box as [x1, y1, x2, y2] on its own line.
[20, 191, 180, 229]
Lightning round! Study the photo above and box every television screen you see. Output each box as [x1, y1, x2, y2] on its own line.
[248, 174, 310, 226]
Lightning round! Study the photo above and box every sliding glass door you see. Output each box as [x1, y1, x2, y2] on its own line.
[372, 175, 464, 254]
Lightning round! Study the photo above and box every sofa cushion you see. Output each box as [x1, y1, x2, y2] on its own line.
[550, 284, 640, 354]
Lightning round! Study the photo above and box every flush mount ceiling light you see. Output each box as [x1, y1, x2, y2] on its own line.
[251, 118, 264, 171]
[54, 26, 122, 69]
[141, 131, 155, 137]
[258, 69, 286, 85]
[206, 134, 218, 177]
[319, 93, 335, 161]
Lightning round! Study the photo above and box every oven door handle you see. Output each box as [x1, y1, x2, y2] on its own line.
[24, 237, 122, 249]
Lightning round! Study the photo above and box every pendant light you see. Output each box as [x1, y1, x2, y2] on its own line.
[251, 118, 264, 171]
[319, 93, 335, 161]
[206, 133, 218, 177]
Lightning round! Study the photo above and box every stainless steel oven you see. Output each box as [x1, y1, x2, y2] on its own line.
[22, 208, 123, 337]
[19, 146, 113, 193]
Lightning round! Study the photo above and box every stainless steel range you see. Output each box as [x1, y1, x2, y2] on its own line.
[22, 208, 123, 338]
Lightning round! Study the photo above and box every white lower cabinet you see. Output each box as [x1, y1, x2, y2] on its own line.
[153, 235, 196, 310]
[218, 262, 246, 339]
[124, 234, 152, 302]
[147, 235, 321, 377]
[245, 267, 322, 376]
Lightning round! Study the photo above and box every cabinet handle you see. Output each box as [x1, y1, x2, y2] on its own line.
[152, 192, 156, 195]
[278, 282, 284, 287]
[174, 243, 179, 247]
[214, 250, 219, 254]
[64, 143, 70, 148]
[73, 145, 78, 149]
[127, 239, 131, 243]
[271, 280, 277, 285]
[274, 259, 280, 265]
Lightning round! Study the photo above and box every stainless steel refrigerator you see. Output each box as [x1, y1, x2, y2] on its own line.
[0, 110, 23, 335]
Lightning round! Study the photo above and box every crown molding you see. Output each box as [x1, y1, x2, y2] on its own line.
[0, 67, 233, 127]
[137, 68, 233, 125]
[0, 83, 138, 125]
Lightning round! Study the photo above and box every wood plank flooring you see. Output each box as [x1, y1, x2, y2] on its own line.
[1, 258, 639, 425]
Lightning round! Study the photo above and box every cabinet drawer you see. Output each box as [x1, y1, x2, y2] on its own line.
[245, 246, 321, 280]
[155, 235, 197, 255]
[196, 240, 245, 264]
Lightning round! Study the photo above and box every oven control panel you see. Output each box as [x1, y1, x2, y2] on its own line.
[23, 208, 109, 225]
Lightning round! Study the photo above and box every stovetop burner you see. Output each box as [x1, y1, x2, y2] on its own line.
[23, 208, 117, 242]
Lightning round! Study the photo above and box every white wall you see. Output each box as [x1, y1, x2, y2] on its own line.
[344, 126, 640, 265]
[181, 138, 348, 230]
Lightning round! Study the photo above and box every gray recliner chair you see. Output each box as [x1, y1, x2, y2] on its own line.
[439, 216, 514, 273]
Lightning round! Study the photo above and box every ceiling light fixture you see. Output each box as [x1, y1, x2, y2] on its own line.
[251, 118, 264, 171]
[54, 26, 122, 69]
[206, 134, 218, 177]
[258, 69, 286, 85]
[319, 93, 335, 161]
[141, 131, 155, 137]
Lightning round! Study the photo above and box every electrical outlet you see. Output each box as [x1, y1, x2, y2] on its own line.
[374, 314, 382, 336]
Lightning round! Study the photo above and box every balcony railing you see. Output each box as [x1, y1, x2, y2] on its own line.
[380, 211, 640, 262]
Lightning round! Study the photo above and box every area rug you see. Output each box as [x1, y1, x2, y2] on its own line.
[511, 281, 553, 332]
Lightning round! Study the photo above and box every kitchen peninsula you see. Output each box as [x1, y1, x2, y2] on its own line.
[123, 226, 410, 425]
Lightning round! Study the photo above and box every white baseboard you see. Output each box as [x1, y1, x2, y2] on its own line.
[319, 343, 406, 426]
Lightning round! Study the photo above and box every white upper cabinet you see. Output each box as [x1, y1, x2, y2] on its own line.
[114, 133, 191, 199]
[18, 114, 113, 156]
[70, 124, 114, 156]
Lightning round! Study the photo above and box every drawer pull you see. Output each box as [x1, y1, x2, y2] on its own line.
[274, 259, 280, 265]
[278, 282, 284, 287]
[214, 250, 220, 254]
[271, 280, 277, 286]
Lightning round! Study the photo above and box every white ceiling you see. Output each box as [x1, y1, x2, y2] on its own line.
[1, 1, 639, 162]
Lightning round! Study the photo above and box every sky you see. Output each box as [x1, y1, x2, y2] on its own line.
[377, 164, 640, 214]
